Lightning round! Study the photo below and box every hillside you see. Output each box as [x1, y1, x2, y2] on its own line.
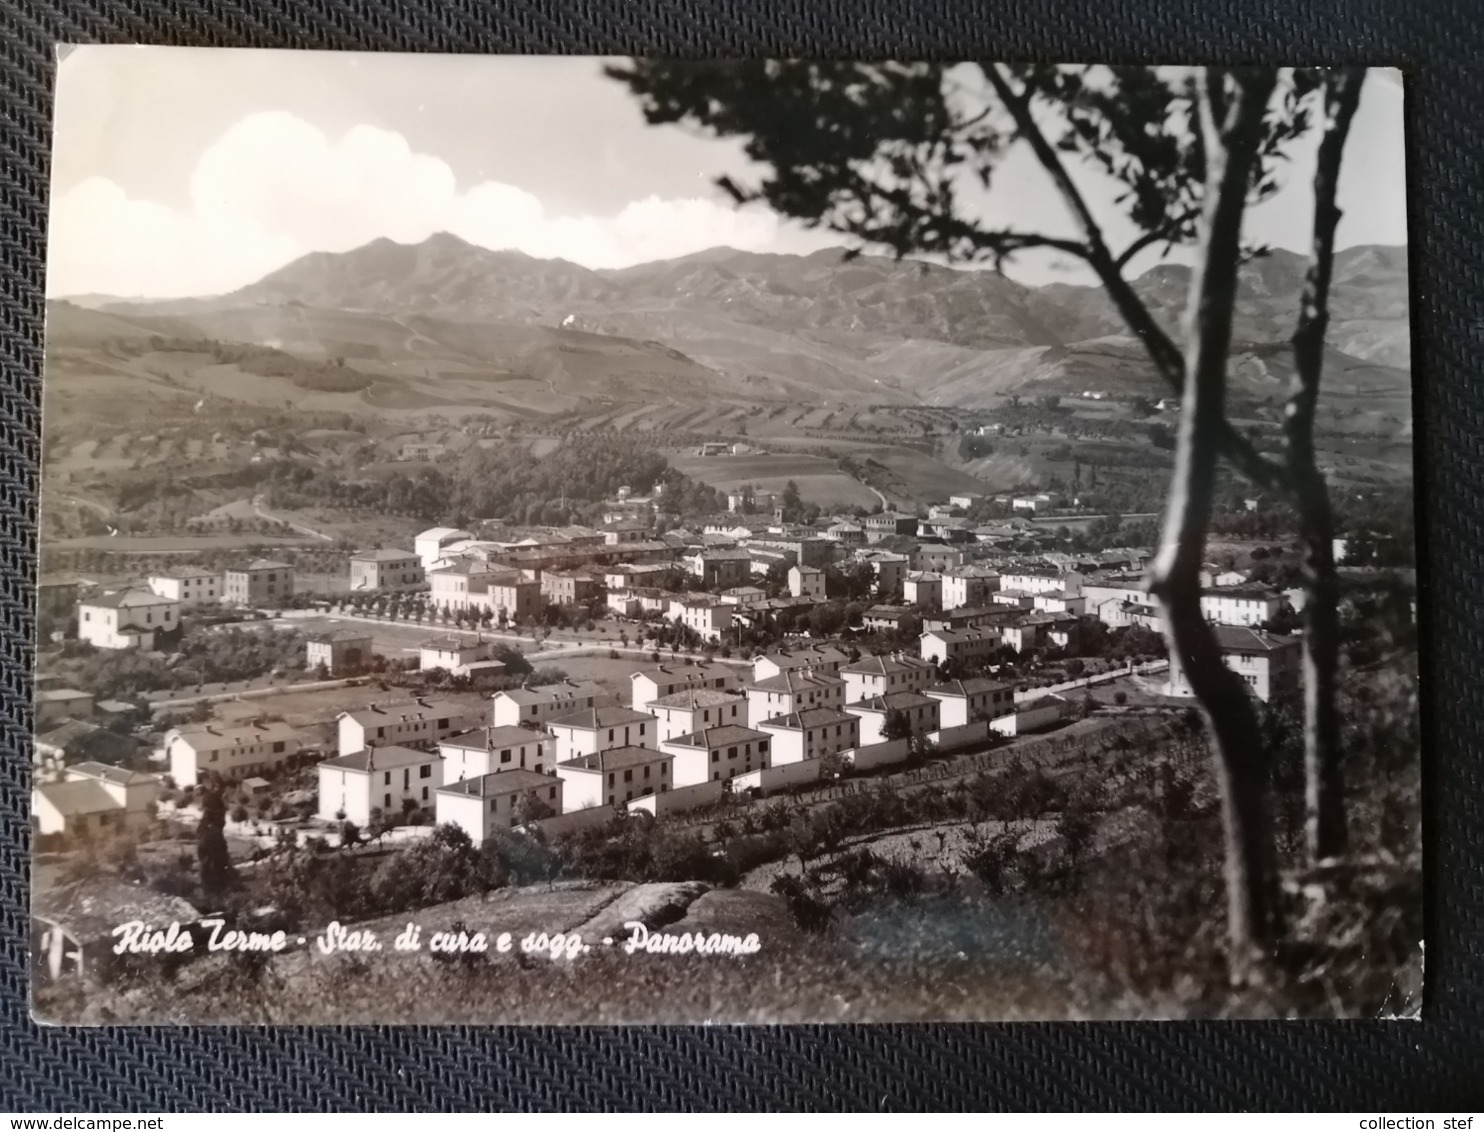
[51, 234, 1411, 430]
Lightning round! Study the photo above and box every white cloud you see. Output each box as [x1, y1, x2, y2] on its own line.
[47, 110, 813, 298]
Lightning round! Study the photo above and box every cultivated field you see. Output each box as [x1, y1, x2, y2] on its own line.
[668, 451, 880, 509]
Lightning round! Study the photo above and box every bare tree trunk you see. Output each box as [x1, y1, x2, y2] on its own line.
[1288, 69, 1366, 863]
[1147, 69, 1282, 980]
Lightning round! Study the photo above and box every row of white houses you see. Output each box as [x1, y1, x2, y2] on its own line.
[305, 648, 1030, 841]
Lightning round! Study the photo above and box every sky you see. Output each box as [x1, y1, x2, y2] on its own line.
[46, 48, 1409, 299]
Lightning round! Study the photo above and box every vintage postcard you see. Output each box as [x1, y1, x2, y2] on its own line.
[31, 50, 1419, 1024]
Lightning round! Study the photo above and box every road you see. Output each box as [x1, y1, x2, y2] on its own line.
[252, 494, 334, 542]
[148, 674, 364, 711]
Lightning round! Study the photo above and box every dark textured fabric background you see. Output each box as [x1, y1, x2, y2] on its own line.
[0, 0, 1478, 1112]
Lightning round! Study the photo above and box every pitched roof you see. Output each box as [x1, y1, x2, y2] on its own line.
[630, 662, 731, 684]
[495, 681, 605, 706]
[849, 692, 938, 712]
[415, 527, 472, 542]
[66, 761, 156, 786]
[239, 559, 293, 571]
[841, 653, 934, 676]
[1202, 585, 1282, 600]
[420, 635, 488, 651]
[34, 778, 120, 816]
[927, 678, 1014, 699]
[339, 699, 472, 727]
[757, 645, 849, 671]
[351, 548, 418, 562]
[37, 688, 92, 703]
[548, 705, 654, 731]
[149, 566, 217, 580]
[80, 587, 175, 610]
[437, 769, 556, 797]
[559, 745, 674, 773]
[746, 670, 845, 694]
[1213, 626, 1300, 652]
[169, 720, 302, 751]
[319, 744, 440, 773]
[646, 687, 746, 710]
[758, 707, 855, 730]
[664, 724, 771, 749]
[443, 725, 548, 750]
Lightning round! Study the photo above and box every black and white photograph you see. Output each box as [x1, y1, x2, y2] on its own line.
[30, 49, 1419, 1024]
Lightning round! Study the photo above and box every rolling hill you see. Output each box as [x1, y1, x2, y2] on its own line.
[60, 232, 1410, 418]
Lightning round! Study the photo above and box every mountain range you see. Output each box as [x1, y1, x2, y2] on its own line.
[52, 232, 1412, 413]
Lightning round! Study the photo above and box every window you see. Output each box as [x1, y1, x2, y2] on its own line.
[626, 791, 633, 801]
[713, 771, 720, 781]
[638, 723, 645, 736]
[210, 751, 218, 762]
[608, 729, 614, 741]
[727, 746, 737, 759]
[385, 794, 392, 808]
[549, 787, 557, 800]
[623, 768, 634, 783]
[420, 763, 432, 779]
[421, 786, 428, 801]
[272, 741, 286, 753]
[643, 765, 650, 779]
[500, 749, 512, 764]
[437, 718, 449, 729]
[711, 751, 719, 763]
[376, 727, 385, 739]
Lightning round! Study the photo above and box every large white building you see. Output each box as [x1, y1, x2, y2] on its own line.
[418, 636, 505, 677]
[1200, 586, 1285, 628]
[32, 763, 160, 838]
[840, 653, 936, 704]
[316, 744, 443, 825]
[669, 598, 734, 643]
[847, 692, 941, 747]
[349, 548, 424, 592]
[752, 645, 850, 682]
[744, 669, 846, 728]
[439, 726, 551, 780]
[941, 566, 1001, 611]
[557, 746, 675, 811]
[436, 770, 564, 842]
[1166, 625, 1302, 703]
[925, 678, 1016, 728]
[999, 569, 1069, 597]
[493, 681, 612, 728]
[920, 627, 1003, 668]
[756, 707, 858, 766]
[78, 588, 180, 650]
[165, 720, 303, 787]
[645, 688, 748, 743]
[628, 663, 737, 712]
[788, 564, 826, 600]
[147, 567, 220, 608]
[661, 724, 773, 787]
[414, 527, 475, 570]
[336, 699, 483, 756]
[547, 705, 656, 763]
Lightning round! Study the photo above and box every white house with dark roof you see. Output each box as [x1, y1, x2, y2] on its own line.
[756, 707, 858, 766]
[222, 559, 294, 606]
[77, 587, 180, 650]
[418, 636, 505, 677]
[436, 769, 564, 842]
[920, 627, 1003, 667]
[904, 571, 943, 611]
[147, 566, 220, 608]
[32, 762, 160, 838]
[629, 663, 737, 712]
[336, 698, 482, 756]
[557, 746, 674, 810]
[414, 527, 474, 570]
[492, 680, 611, 728]
[645, 688, 747, 743]
[305, 628, 373, 676]
[317, 744, 442, 824]
[744, 669, 846, 728]
[1167, 625, 1301, 703]
[752, 644, 850, 682]
[35, 688, 94, 728]
[788, 564, 826, 600]
[1200, 585, 1285, 628]
[840, 653, 936, 704]
[547, 705, 656, 762]
[165, 720, 303, 787]
[440, 726, 551, 780]
[661, 724, 773, 787]
[925, 678, 1016, 728]
[349, 548, 424, 592]
[847, 692, 941, 747]
[669, 597, 734, 643]
[941, 565, 1002, 611]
